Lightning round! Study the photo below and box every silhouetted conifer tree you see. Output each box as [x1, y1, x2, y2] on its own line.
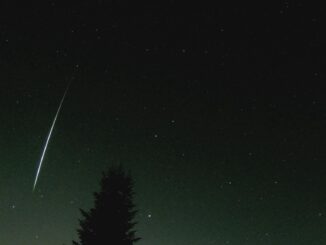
[73, 165, 140, 245]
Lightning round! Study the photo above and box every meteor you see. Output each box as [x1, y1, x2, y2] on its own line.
[32, 81, 72, 191]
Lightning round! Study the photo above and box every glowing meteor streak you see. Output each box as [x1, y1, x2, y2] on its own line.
[33, 82, 72, 191]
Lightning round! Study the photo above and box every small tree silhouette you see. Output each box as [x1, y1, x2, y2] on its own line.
[73, 165, 140, 244]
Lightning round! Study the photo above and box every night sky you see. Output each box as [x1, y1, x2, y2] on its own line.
[1, 2, 326, 244]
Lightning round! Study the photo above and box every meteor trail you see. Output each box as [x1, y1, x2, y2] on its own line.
[33, 81, 72, 191]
